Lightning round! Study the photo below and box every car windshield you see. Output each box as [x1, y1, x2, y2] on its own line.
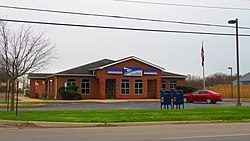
[206, 90, 218, 94]
[191, 90, 218, 94]
[191, 91, 200, 94]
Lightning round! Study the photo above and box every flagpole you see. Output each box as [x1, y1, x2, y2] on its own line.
[201, 41, 206, 90]
[203, 62, 205, 90]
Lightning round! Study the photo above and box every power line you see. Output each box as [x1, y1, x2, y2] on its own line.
[1, 18, 250, 37]
[0, 5, 250, 30]
[114, 0, 250, 11]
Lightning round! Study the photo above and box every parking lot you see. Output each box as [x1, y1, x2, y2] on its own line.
[1, 93, 250, 110]
[0, 101, 249, 110]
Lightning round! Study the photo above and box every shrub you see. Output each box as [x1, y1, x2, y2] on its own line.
[58, 84, 81, 100]
[176, 85, 197, 93]
[67, 84, 78, 91]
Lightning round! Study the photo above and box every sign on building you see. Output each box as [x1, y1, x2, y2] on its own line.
[124, 67, 143, 76]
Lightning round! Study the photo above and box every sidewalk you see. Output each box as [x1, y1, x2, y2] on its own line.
[18, 96, 160, 103]
[0, 96, 160, 108]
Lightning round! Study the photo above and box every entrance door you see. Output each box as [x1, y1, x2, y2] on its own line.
[106, 79, 115, 99]
[147, 79, 156, 99]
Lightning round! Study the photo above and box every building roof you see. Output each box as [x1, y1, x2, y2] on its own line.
[56, 59, 115, 76]
[239, 73, 250, 82]
[28, 56, 186, 79]
[28, 73, 52, 79]
[233, 72, 250, 83]
[161, 71, 187, 79]
[92, 56, 165, 71]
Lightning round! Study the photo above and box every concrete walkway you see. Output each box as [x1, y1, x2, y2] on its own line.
[18, 95, 160, 103]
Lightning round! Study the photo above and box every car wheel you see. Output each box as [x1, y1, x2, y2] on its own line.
[183, 97, 188, 103]
[206, 98, 212, 104]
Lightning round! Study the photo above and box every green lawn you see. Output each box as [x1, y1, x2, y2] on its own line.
[0, 107, 250, 123]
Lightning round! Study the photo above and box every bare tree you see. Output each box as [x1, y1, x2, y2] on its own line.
[186, 73, 238, 90]
[0, 21, 56, 111]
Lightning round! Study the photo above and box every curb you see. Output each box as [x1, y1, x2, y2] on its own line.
[0, 120, 103, 128]
[0, 120, 236, 128]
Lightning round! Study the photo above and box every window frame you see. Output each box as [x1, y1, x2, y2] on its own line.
[81, 79, 90, 95]
[134, 79, 143, 95]
[67, 79, 76, 86]
[170, 80, 177, 90]
[121, 79, 130, 95]
[161, 80, 166, 90]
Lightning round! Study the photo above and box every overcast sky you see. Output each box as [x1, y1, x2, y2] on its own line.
[0, 0, 250, 77]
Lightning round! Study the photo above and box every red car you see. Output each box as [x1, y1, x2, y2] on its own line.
[183, 90, 223, 104]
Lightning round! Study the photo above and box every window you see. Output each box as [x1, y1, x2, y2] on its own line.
[192, 91, 199, 94]
[81, 79, 90, 94]
[121, 79, 130, 94]
[199, 91, 208, 94]
[67, 79, 76, 86]
[170, 80, 177, 90]
[135, 79, 143, 94]
[161, 80, 166, 90]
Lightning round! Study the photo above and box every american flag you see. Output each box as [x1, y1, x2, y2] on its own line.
[201, 46, 204, 67]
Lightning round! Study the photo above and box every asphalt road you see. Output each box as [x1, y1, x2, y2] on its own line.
[1, 101, 250, 110]
[11, 101, 250, 110]
[1, 123, 250, 141]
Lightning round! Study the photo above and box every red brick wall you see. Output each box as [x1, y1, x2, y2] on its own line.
[29, 59, 186, 100]
[96, 59, 162, 99]
[29, 79, 47, 98]
[162, 78, 185, 90]
[55, 76, 99, 99]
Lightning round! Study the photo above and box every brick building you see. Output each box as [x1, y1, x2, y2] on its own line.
[28, 56, 186, 99]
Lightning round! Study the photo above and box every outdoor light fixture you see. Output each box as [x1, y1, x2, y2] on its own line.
[228, 18, 241, 106]
[35, 82, 39, 85]
[228, 20, 237, 24]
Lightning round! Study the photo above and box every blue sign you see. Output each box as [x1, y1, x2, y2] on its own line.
[144, 69, 157, 75]
[107, 68, 123, 74]
[124, 67, 143, 76]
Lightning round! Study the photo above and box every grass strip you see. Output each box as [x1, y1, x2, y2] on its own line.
[0, 107, 250, 123]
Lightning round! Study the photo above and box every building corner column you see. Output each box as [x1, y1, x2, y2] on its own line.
[99, 78, 106, 99]
[156, 78, 161, 99]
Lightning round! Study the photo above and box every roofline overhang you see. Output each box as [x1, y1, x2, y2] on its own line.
[90, 56, 165, 71]
[29, 74, 96, 79]
[161, 76, 187, 79]
[54, 74, 96, 77]
[28, 76, 48, 79]
[28, 73, 52, 79]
